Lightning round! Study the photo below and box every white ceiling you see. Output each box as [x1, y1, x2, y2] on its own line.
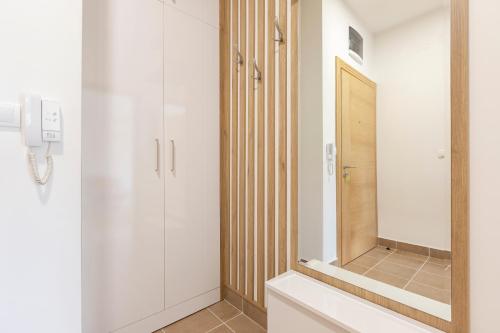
[342, 0, 449, 34]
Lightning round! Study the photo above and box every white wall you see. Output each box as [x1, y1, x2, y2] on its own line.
[470, 0, 500, 330]
[374, 9, 451, 251]
[299, 0, 326, 261]
[0, 1, 82, 333]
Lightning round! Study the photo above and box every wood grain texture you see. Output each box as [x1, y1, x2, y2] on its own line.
[278, 0, 288, 275]
[230, 0, 239, 289]
[220, 0, 231, 292]
[246, 0, 256, 300]
[256, 0, 266, 307]
[336, 58, 378, 266]
[290, 0, 299, 268]
[238, 0, 247, 295]
[289, 0, 469, 332]
[267, 0, 276, 281]
[451, 0, 469, 332]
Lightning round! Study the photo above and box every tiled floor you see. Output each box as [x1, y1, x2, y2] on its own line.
[340, 246, 452, 304]
[154, 300, 266, 333]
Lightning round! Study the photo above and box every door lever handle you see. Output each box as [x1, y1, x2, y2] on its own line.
[343, 165, 356, 169]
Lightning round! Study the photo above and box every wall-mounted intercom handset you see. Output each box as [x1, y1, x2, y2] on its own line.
[24, 94, 62, 185]
[326, 143, 336, 176]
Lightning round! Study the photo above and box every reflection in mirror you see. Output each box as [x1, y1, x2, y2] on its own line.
[298, 0, 451, 320]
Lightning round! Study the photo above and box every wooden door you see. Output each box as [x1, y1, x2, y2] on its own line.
[336, 58, 378, 266]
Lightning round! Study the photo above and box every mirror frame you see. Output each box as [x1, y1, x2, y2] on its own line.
[290, 0, 469, 331]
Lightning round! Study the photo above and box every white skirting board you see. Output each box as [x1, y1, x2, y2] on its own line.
[266, 272, 443, 333]
[114, 288, 220, 333]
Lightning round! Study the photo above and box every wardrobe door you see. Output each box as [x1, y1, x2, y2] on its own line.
[164, 5, 220, 308]
[82, 0, 164, 332]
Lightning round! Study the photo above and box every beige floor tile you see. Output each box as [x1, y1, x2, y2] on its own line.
[374, 260, 418, 279]
[208, 324, 234, 333]
[384, 253, 427, 269]
[164, 309, 222, 333]
[344, 262, 370, 275]
[405, 281, 451, 304]
[226, 314, 266, 333]
[350, 253, 382, 268]
[428, 257, 452, 267]
[420, 262, 452, 278]
[413, 271, 451, 290]
[364, 247, 393, 261]
[365, 269, 409, 288]
[395, 250, 428, 261]
[209, 301, 241, 321]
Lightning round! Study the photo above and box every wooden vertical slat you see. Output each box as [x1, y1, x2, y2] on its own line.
[238, 0, 247, 295]
[246, 0, 256, 300]
[278, 0, 288, 274]
[231, 0, 239, 289]
[256, 0, 266, 306]
[290, 0, 298, 269]
[451, 0, 469, 332]
[220, 0, 231, 290]
[267, 0, 276, 280]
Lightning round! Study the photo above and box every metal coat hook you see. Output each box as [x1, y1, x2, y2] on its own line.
[274, 17, 284, 43]
[253, 59, 262, 81]
[233, 44, 244, 70]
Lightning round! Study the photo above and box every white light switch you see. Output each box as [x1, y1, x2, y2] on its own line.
[0, 103, 21, 129]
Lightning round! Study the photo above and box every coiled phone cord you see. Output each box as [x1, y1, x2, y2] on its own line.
[27, 143, 53, 185]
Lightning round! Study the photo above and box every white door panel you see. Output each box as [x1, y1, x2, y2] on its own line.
[164, 5, 220, 309]
[165, 0, 219, 28]
[82, 0, 164, 332]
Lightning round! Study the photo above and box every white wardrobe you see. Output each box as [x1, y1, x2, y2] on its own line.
[82, 0, 220, 332]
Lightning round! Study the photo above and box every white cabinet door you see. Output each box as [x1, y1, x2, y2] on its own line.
[82, 0, 164, 332]
[164, 5, 220, 309]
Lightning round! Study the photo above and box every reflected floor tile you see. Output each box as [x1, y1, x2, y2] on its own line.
[208, 324, 234, 333]
[344, 262, 371, 275]
[413, 271, 451, 291]
[365, 247, 393, 261]
[226, 314, 266, 333]
[365, 268, 409, 288]
[374, 260, 418, 280]
[384, 253, 427, 270]
[164, 309, 222, 333]
[405, 281, 451, 304]
[420, 262, 452, 278]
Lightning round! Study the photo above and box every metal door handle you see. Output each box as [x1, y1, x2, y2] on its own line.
[343, 165, 356, 169]
[155, 139, 160, 174]
[170, 139, 175, 173]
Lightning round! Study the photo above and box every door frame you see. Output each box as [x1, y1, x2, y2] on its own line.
[335, 57, 378, 266]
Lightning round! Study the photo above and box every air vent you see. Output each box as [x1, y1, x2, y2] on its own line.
[348, 26, 363, 65]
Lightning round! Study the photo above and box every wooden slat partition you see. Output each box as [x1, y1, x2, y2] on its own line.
[221, 0, 291, 309]
[267, 0, 276, 281]
[256, 0, 266, 307]
[220, 0, 231, 291]
[230, 0, 239, 289]
[246, 0, 256, 300]
[238, 0, 247, 296]
[278, 0, 288, 275]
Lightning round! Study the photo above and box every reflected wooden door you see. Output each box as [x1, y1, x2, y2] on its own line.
[336, 58, 378, 266]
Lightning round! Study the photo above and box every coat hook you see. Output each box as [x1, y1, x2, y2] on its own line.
[233, 44, 244, 69]
[274, 17, 284, 43]
[253, 59, 262, 81]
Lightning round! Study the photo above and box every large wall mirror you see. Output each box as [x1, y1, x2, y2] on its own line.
[291, 0, 469, 331]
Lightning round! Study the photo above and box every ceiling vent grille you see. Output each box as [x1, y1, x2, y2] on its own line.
[348, 26, 363, 65]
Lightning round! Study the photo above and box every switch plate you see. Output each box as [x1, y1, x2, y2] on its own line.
[0, 103, 21, 129]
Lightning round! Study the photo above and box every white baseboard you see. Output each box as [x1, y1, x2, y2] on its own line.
[114, 288, 221, 333]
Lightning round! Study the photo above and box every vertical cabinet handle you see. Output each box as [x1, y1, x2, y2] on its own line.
[170, 139, 175, 174]
[155, 138, 160, 174]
